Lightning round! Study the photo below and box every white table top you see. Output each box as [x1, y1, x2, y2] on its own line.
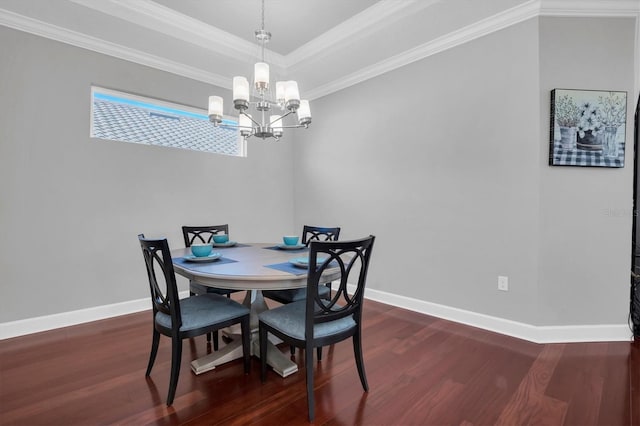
[172, 243, 337, 291]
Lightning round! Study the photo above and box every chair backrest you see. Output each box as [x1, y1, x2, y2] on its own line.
[305, 235, 375, 335]
[138, 235, 182, 331]
[302, 225, 341, 246]
[181, 224, 229, 247]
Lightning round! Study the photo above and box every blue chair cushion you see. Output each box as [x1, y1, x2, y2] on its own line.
[263, 285, 331, 304]
[258, 300, 355, 341]
[156, 293, 249, 333]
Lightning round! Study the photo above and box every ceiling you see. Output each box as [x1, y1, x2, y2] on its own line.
[151, 0, 377, 56]
[0, 0, 638, 100]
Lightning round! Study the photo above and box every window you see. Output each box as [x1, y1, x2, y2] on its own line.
[91, 86, 245, 157]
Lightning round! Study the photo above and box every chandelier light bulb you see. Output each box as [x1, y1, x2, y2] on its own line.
[270, 115, 283, 137]
[233, 76, 250, 110]
[208, 96, 223, 123]
[239, 114, 253, 136]
[254, 62, 269, 90]
[284, 81, 300, 102]
[297, 100, 312, 126]
[284, 81, 300, 111]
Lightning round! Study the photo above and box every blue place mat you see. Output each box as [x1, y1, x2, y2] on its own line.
[263, 245, 309, 253]
[174, 256, 238, 268]
[264, 260, 339, 276]
[264, 261, 309, 275]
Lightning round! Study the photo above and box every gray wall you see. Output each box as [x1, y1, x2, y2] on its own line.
[537, 17, 635, 326]
[0, 27, 295, 322]
[293, 16, 636, 327]
[1, 15, 636, 330]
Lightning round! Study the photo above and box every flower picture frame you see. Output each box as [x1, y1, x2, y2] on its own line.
[549, 89, 627, 167]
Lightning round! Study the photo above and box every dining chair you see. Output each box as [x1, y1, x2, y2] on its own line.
[138, 235, 251, 406]
[262, 226, 340, 305]
[182, 224, 243, 349]
[262, 225, 341, 357]
[258, 235, 375, 422]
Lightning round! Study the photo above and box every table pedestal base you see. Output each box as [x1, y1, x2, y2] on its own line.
[190, 290, 298, 377]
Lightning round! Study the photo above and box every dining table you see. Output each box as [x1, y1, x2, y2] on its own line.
[171, 242, 341, 378]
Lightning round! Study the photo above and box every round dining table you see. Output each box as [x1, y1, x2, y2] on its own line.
[171, 242, 340, 378]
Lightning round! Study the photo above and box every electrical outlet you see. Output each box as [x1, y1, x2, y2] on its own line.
[498, 276, 509, 291]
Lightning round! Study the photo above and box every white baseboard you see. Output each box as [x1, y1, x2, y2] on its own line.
[1, 288, 632, 343]
[357, 285, 633, 344]
[0, 291, 189, 340]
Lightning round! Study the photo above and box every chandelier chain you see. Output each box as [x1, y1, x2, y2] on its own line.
[260, 0, 266, 61]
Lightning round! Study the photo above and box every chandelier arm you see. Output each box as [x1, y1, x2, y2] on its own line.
[272, 110, 294, 124]
[267, 110, 293, 126]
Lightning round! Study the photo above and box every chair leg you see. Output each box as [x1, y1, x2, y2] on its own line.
[259, 323, 268, 382]
[209, 294, 229, 349]
[290, 345, 295, 356]
[167, 336, 182, 406]
[146, 328, 160, 376]
[241, 317, 251, 374]
[317, 346, 322, 361]
[353, 329, 369, 392]
[305, 342, 315, 422]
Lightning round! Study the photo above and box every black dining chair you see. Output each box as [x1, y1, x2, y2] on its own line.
[182, 225, 243, 349]
[262, 226, 340, 305]
[258, 235, 375, 422]
[262, 226, 341, 357]
[138, 235, 251, 406]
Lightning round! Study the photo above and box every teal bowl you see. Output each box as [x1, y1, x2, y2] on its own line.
[283, 236, 299, 246]
[212, 234, 229, 244]
[191, 243, 213, 257]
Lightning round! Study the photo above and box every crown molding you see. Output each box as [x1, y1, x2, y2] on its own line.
[70, 0, 287, 71]
[307, 0, 640, 100]
[0, 8, 232, 89]
[306, 0, 541, 100]
[284, 0, 442, 68]
[539, 0, 640, 16]
[1, 0, 638, 98]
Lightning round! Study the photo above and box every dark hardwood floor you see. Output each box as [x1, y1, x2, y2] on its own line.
[1, 298, 637, 425]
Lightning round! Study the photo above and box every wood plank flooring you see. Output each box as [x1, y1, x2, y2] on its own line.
[1, 299, 637, 425]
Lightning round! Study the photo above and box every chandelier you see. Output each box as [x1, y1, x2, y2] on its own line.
[207, 0, 311, 142]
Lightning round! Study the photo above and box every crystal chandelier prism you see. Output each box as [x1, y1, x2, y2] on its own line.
[207, 0, 311, 142]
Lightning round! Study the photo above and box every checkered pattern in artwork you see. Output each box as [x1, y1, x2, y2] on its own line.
[550, 142, 625, 168]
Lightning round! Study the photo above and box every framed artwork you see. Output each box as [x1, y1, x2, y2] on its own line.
[549, 89, 627, 167]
